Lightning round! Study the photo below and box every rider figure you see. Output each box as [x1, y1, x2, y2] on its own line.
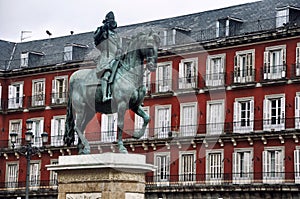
[94, 11, 122, 102]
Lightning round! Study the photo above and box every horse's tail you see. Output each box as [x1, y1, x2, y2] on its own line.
[64, 79, 75, 146]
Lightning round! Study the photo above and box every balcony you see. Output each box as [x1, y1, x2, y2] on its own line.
[178, 76, 198, 90]
[261, 64, 287, 81]
[291, 63, 300, 79]
[232, 69, 256, 84]
[146, 172, 299, 188]
[204, 72, 226, 87]
[27, 94, 45, 108]
[50, 92, 68, 106]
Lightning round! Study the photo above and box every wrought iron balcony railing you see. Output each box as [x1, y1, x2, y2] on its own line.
[0, 179, 58, 189]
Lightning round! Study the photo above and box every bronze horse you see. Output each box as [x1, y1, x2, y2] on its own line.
[64, 32, 160, 154]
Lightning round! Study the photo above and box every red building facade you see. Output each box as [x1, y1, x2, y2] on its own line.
[1, 0, 300, 198]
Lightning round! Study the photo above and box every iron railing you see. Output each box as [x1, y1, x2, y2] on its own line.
[261, 64, 287, 81]
[0, 179, 58, 189]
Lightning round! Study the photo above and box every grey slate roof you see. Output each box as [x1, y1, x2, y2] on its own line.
[0, 0, 300, 71]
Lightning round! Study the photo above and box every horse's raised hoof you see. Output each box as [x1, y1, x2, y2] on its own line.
[132, 131, 144, 139]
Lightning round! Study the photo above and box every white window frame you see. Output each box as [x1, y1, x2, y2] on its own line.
[134, 106, 150, 139]
[296, 43, 300, 76]
[179, 151, 196, 184]
[206, 54, 226, 87]
[9, 119, 22, 148]
[32, 78, 45, 106]
[156, 61, 172, 92]
[20, 52, 29, 67]
[155, 105, 171, 138]
[295, 146, 300, 183]
[50, 160, 58, 186]
[29, 160, 41, 187]
[30, 117, 44, 147]
[6, 162, 19, 188]
[64, 45, 73, 61]
[233, 97, 254, 133]
[232, 148, 253, 184]
[296, 92, 300, 129]
[263, 94, 285, 131]
[51, 115, 66, 146]
[52, 75, 68, 104]
[101, 113, 117, 142]
[180, 102, 197, 137]
[8, 82, 24, 109]
[163, 29, 176, 46]
[262, 147, 284, 184]
[234, 49, 255, 83]
[206, 149, 224, 185]
[207, 100, 224, 135]
[178, 58, 198, 89]
[263, 45, 286, 80]
[143, 68, 151, 94]
[154, 152, 170, 186]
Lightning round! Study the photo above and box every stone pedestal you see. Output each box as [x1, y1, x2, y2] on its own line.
[47, 153, 155, 199]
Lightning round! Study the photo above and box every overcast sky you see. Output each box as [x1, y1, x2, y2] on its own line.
[0, 0, 259, 42]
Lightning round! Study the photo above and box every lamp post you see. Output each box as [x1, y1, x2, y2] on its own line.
[10, 119, 48, 199]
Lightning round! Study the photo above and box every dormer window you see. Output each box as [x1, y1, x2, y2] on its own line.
[63, 43, 87, 62]
[276, 6, 300, 28]
[216, 17, 243, 37]
[163, 29, 176, 46]
[20, 52, 29, 67]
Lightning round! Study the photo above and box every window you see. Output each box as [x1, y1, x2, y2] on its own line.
[52, 76, 68, 104]
[8, 82, 24, 109]
[206, 54, 226, 87]
[263, 46, 286, 80]
[178, 58, 198, 89]
[32, 79, 45, 106]
[9, 120, 22, 147]
[206, 150, 223, 185]
[155, 105, 171, 138]
[64, 45, 73, 61]
[216, 19, 229, 37]
[180, 102, 197, 136]
[296, 46, 300, 76]
[233, 98, 254, 133]
[263, 95, 285, 131]
[6, 162, 18, 188]
[207, 100, 224, 135]
[50, 160, 58, 186]
[263, 148, 284, 184]
[294, 148, 300, 183]
[179, 152, 196, 183]
[0, 84, 2, 109]
[276, 9, 289, 28]
[51, 116, 66, 146]
[30, 118, 44, 147]
[101, 113, 117, 142]
[156, 62, 172, 92]
[154, 153, 170, 186]
[162, 29, 176, 46]
[30, 161, 40, 186]
[232, 149, 253, 184]
[20, 52, 29, 67]
[134, 106, 149, 139]
[296, 93, 300, 129]
[234, 50, 255, 83]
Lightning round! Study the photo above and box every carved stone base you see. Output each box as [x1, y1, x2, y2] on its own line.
[47, 153, 155, 199]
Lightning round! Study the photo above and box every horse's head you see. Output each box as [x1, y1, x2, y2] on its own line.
[139, 31, 160, 72]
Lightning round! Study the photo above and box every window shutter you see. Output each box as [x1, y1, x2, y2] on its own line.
[250, 100, 254, 131]
[294, 149, 300, 182]
[264, 51, 270, 79]
[60, 118, 65, 136]
[113, 113, 118, 133]
[166, 155, 170, 180]
[247, 53, 253, 81]
[52, 80, 56, 103]
[157, 66, 163, 92]
[156, 156, 161, 180]
[296, 47, 300, 64]
[232, 152, 238, 182]
[206, 58, 211, 85]
[275, 151, 283, 175]
[101, 114, 108, 141]
[233, 101, 240, 133]
[178, 62, 184, 88]
[281, 48, 286, 77]
[262, 151, 268, 179]
[263, 99, 270, 131]
[51, 119, 59, 146]
[8, 85, 16, 109]
[295, 95, 300, 129]
[216, 21, 220, 37]
[280, 97, 285, 130]
[234, 55, 239, 83]
[0, 84, 2, 108]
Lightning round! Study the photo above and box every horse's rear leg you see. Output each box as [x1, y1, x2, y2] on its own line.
[117, 102, 128, 153]
[132, 105, 150, 139]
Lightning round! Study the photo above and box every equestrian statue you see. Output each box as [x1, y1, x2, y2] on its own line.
[63, 11, 160, 154]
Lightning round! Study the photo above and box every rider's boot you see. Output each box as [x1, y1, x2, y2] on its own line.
[101, 76, 112, 102]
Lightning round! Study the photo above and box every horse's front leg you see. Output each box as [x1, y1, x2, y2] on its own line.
[132, 105, 150, 139]
[117, 102, 128, 153]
